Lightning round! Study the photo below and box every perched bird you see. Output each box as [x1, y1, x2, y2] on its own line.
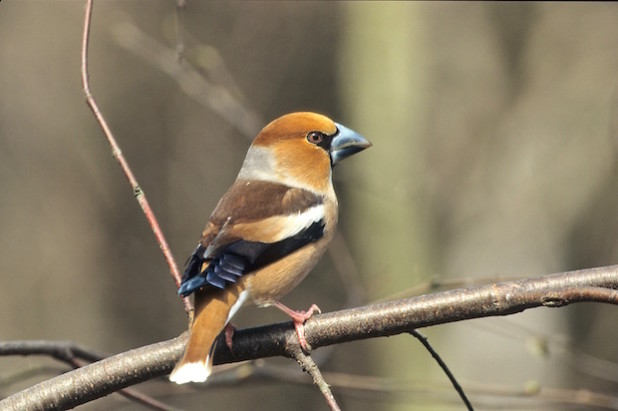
[170, 112, 371, 384]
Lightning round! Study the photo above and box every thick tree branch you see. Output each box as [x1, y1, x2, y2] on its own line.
[0, 336, 187, 411]
[0, 340, 180, 411]
[1, 265, 617, 410]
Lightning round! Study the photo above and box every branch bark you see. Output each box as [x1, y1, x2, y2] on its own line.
[1, 265, 617, 410]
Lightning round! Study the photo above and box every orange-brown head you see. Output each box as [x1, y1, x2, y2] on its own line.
[237, 112, 371, 193]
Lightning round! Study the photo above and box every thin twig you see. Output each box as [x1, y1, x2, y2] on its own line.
[111, 19, 262, 138]
[174, 0, 185, 63]
[0, 340, 107, 363]
[115, 385, 186, 411]
[80, 1, 190, 408]
[329, 231, 367, 308]
[0, 365, 70, 388]
[248, 365, 618, 409]
[287, 343, 341, 411]
[80, 0, 191, 314]
[409, 330, 474, 411]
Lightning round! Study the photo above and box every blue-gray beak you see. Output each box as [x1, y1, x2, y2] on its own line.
[330, 122, 372, 165]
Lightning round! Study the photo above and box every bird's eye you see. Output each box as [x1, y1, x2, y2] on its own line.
[307, 131, 324, 145]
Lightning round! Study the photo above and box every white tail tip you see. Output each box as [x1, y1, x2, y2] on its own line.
[169, 360, 211, 384]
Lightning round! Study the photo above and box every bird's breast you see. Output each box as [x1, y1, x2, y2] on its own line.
[246, 197, 337, 306]
[245, 239, 328, 306]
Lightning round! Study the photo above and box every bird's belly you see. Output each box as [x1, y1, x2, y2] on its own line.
[246, 242, 327, 306]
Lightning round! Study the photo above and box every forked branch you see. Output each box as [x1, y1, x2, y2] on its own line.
[1, 264, 617, 410]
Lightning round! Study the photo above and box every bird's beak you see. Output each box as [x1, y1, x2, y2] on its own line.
[330, 123, 372, 165]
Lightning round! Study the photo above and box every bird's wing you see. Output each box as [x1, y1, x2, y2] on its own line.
[178, 180, 326, 296]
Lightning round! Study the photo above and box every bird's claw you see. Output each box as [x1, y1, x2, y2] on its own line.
[274, 302, 321, 352]
[224, 323, 237, 352]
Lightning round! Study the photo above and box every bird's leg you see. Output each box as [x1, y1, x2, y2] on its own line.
[224, 323, 237, 352]
[274, 301, 321, 351]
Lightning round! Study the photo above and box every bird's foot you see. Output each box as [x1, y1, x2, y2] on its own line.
[274, 302, 321, 351]
[224, 323, 237, 352]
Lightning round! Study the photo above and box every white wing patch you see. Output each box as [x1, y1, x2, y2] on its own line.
[275, 205, 325, 240]
[225, 204, 325, 244]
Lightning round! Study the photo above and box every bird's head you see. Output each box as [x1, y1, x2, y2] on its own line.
[238, 112, 371, 192]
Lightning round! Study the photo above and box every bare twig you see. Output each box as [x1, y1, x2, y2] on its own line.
[506, 316, 618, 383]
[0, 365, 70, 388]
[173, 0, 185, 63]
[115, 387, 186, 411]
[111, 19, 262, 139]
[0, 340, 107, 364]
[288, 343, 341, 411]
[80, 1, 191, 408]
[80, 0, 191, 314]
[409, 330, 474, 410]
[250, 365, 618, 409]
[2, 265, 617, 410]
[329, 231, 367, 308]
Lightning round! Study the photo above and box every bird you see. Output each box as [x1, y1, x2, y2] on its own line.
[169, 112, 371, 384]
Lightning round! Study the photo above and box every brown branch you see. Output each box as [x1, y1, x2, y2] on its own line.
[287, 342, 341, 411]
[0, 335, 187, 411]
[80, 0, 190, 314]
[0, 340, 107, 364]
[112, 386, 185, 411]
[1, 265, 617, 410]
[0, 340, 183, 411]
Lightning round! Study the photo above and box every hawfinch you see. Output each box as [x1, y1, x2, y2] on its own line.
[170, 112, 371, 384]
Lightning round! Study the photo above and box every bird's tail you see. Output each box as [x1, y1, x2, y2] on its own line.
[169, 286, 243, 384]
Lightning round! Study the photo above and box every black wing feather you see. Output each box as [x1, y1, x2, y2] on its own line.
[177, 220, 325, 297]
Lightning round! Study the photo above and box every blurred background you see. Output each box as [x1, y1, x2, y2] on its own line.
[1, 2, 617, 410]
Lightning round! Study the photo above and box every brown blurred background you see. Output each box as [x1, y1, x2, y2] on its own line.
[1, 2, 617, 410]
